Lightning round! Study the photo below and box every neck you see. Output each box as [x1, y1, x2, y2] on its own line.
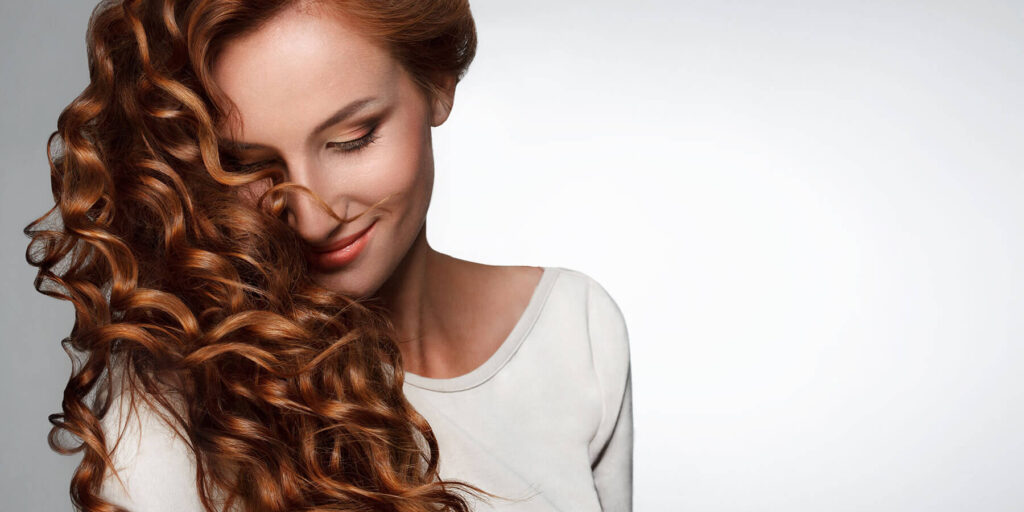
[373, 222, 462, 376]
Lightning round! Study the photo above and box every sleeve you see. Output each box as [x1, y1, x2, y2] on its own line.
[584, 275, 634, 512]
[97, 378, 209, 512]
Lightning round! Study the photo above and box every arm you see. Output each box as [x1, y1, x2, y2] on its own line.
[97, 377, 209, 512]
[585, 276, 634, 512]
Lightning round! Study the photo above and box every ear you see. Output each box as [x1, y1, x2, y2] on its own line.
[429, 73, 458, 127]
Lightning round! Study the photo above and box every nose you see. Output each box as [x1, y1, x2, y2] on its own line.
[282, 161, 346, 246]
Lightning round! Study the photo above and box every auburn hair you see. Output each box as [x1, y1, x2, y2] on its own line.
[23, 0, 503, 510]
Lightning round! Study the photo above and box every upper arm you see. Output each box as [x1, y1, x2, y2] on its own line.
[584, 275, 634, 511]
[97, 383, 208, 512]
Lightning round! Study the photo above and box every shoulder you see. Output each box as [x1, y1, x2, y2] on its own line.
[552, 267, 633, 454]
[550, 267, 629, 333]
[97, 367, 208, 511]
[548, 266, 622, 305]
[550, 266, 631, 367]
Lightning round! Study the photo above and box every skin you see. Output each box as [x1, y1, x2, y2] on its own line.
[210, 4, 543, 379]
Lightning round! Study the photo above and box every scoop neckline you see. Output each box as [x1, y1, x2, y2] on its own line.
[402, 266, 559, 393]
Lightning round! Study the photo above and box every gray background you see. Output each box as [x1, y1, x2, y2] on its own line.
[3, 1, 1023, 510]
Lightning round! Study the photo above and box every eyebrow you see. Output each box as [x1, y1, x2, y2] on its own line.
[223, 96, 379, 151]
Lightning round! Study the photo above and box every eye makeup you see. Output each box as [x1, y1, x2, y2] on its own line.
[327, 124, 380, 153]
[223, 123, 381, 173]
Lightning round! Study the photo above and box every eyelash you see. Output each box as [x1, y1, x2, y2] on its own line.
[328, 126, 380, 153]
[232, 126, 380, 173]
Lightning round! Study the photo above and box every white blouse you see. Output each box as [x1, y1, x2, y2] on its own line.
[98, 266, 633, 511]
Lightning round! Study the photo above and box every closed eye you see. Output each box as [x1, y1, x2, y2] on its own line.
[226, 125, 381, 173]
[328, 125, 380, 153]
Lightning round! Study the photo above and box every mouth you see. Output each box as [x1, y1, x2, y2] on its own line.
[306, 220, 376, 270]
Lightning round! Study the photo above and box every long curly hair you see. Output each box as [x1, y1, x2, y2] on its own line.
[22, 0, 501, 510]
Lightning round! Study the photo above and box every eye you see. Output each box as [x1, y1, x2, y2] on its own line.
[219, 125, 381, 173]
[328, 125, 380, 153]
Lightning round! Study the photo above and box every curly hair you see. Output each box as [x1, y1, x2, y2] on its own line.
[23, 0, 502, 510]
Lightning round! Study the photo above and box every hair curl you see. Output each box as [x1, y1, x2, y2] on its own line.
[22, 0, 506, 510]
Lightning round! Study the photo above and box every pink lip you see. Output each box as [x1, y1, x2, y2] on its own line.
[307, 221, 376, 270]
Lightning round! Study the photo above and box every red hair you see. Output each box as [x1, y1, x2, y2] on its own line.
[23, 0, 507, 510]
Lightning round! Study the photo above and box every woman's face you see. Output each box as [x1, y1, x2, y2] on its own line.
[210, 5, 452, 298]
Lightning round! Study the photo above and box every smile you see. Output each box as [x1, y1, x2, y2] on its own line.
[307, 221, 376, 271]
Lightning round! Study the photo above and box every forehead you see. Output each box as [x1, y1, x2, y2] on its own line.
[210, 5, 400, 140]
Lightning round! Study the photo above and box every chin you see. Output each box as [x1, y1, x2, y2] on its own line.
[311, 264, 378, 300]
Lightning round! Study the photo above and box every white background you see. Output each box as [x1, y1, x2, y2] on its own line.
[436, 2, 1024, 510]
[2, 1, 1022, 510]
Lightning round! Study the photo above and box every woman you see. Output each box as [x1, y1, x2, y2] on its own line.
[24, 0, 633, 510]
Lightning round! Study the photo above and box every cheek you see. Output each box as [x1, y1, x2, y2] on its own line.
[361, 120, 432, 206]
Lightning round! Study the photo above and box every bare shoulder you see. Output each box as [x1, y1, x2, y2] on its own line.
[488, 264, 545, 308]
[455, 259, 544, 303]
[471, 263, 547, 346]
[502, 264, 545, 291]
